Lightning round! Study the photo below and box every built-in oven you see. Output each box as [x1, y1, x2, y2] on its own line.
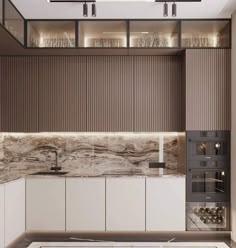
[187, 168, 230, 202]
[187, 202, 230, 231]
[187, 131, 230, 161]
[186, 131, 230, 231]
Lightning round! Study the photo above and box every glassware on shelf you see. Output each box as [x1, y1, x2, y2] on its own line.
[27, 21, 76, 48]
[182, 33, 221, 48]
[29, 32, 75, 48]
[86, 38, 122, 48]
[132, 32, 176, 48]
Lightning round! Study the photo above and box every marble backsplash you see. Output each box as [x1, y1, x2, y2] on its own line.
[0, 133, 185, 176]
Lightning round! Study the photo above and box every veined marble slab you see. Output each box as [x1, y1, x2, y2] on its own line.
[0, 132, 185, 178]
[27, 242, 229, 248]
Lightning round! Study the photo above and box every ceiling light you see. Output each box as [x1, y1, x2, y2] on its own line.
[83, 2, 88, 17]
[172, 1, 176, 17]
[163, 2, 168, 17]
[92, 3, 96, 17]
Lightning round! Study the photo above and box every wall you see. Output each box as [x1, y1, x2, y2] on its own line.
[0, 132, 185, 177]
[231, 10, 236, 242]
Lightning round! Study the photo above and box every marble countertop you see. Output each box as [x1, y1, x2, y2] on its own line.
[0, 168, 185, 184]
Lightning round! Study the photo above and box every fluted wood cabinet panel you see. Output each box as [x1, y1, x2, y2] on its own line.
[38, 56, 87, 131]
[87, 56, 134, 132]
[1, 56, 39, 132]
[134, 56, 183, 131]
[186, 49, 231, 130]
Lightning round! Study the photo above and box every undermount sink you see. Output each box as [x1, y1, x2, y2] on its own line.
[32, 171, 69, 176]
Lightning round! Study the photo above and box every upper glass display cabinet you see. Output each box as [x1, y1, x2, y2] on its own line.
[27, 21, 76, 48]
[4, 0, 24, 44]
[130, 20, 179, 48]
[24, 19, 231, 49]
[79, 21, 127, 48]
[181, 20, 231, 48]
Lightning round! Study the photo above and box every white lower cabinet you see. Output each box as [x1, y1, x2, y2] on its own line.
[25, 176, 185, 233]
[26, 178, 65, 231]
[0, 184, 4, 248]
[106, 178, 145, 231]
[146, 177, 186, 231]
[5, 178, 25, 247]
[66, 178, 105, 231]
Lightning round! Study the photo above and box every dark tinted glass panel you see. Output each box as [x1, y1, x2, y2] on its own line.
[4, 0, 24, 44]
[181, 20, 230, 48]
[79, 21, 127, 48]
[130, 21, 179, 48]
[27, 21, 76, 48]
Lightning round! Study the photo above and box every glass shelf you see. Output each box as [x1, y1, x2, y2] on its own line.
[130, 21, 179, 48]
[181, 20, 230, 48]
[4, 0, 24, 44]
[27, 21, 76, 48]
[79, 21, 127, 48]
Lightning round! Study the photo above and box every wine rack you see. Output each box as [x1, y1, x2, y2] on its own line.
[192, 207, 225, 225]
[187, 203, 229, 231]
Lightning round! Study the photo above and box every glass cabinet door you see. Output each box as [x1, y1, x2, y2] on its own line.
[4, 0, 24, 45]
[181, 20, 230, 48]
[130, 21, 179, 48]
[27, 21, 76, 48]
[79, 21, 127, 48]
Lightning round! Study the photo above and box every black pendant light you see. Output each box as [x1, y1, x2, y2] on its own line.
[172, 1, 177, 17]
[92, 3, 96, 17]
[83, 2, 88, 17]
[163, 2, 168, 17]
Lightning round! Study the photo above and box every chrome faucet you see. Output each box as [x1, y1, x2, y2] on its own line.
[50, 150, 62, 172]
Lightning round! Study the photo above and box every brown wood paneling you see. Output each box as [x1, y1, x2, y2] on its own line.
[186, 49, 231, 130]
[38, 56, 87, 132]
[134, 56, 183, 132]
[1, 56, 39, 132]
[87, 56, 134, 132]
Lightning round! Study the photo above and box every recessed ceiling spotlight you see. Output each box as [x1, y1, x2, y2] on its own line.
[92, 3, 96, 17]
[83, 2, 88, 17]
[163, 1, 168, 17]
[172, 1, 177, 17]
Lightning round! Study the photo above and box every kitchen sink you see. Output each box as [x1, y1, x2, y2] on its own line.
[31, 171, 69, 176]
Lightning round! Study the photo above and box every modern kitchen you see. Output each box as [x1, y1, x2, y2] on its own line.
[0, 0, 236, 248]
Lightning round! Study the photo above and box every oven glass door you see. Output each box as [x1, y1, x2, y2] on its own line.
[187, 169, 229, 202]
[192, 170, 226, 193]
